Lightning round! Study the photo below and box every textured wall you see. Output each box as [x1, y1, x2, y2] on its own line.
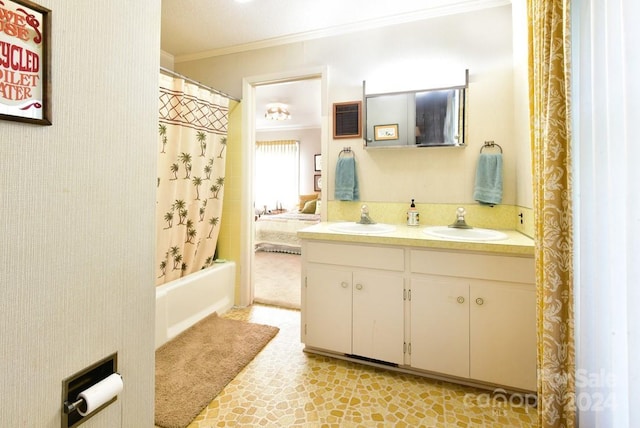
[0, 1, 160, 426]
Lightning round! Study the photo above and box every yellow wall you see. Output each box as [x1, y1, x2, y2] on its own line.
[177, 5, 536, 302]
[217, 100, 244, 301]
[177, 5, 529, 212]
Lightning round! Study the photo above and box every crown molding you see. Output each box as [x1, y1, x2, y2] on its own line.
[160, 50, 175, 69]
[174, 0, 511, 63]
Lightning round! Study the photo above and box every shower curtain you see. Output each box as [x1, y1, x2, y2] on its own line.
[156, 73, 230, 285]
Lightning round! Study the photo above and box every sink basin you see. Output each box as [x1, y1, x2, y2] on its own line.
[423, 226, 508, 242]
[328, 222, 396, 235]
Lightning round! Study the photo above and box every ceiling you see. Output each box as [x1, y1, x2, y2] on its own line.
[253, 79, 322, 131]
[160, 0, 509, 130]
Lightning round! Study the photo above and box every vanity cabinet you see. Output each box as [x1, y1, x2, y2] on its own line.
[409, 249, 536, 391]
[300, 236, 536, 392]
[302, 242, 405, 364]
[410, 276, 470, 378]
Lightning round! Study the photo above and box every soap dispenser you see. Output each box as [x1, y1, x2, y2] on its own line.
[407, 199, 420, 226]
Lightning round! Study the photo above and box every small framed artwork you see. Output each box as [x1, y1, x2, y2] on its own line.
[374, 124, 399, 141]
[314, 154, 321, 172]
[333, 101, 361, 139]
[313, 175, 321, 192]
[0, 0, 52, 126]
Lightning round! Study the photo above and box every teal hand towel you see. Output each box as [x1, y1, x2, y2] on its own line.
[473, 153, 503, 205]
[334, 157, 360, 201]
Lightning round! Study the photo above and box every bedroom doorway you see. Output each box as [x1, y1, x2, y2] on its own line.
[240, 68, 327, 308]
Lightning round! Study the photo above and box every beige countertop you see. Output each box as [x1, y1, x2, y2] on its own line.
[298, 222, 535, 256]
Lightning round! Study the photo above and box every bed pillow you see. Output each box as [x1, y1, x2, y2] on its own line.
[298, 193, 318, 211]
[301, 199, 317, 214]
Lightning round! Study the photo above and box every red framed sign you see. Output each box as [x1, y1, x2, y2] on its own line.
[0, 0, 51, 125]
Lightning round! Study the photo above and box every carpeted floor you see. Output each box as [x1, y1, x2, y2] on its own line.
[254, 251, 301, 309]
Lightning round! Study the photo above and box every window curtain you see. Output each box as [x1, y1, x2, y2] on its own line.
[156, 73, 229, 285]
[572, 0, 640, 426]
[528, 1, 575, 427]
[255, 140, 299, 211]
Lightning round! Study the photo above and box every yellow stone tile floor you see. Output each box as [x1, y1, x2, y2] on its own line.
[187, 304, 538, 427]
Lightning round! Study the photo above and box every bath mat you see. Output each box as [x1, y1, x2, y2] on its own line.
[155, 312, 279, 428]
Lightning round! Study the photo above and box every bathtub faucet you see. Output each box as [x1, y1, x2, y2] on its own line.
[358, 205, 376, 224]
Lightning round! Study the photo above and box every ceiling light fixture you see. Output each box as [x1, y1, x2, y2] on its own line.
[265, 103, 291, 121]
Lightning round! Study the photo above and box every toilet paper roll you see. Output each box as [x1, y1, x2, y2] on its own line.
[77, 373, 123, 417]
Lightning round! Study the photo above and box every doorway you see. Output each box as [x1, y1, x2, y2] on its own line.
[239, 68, 327, 307]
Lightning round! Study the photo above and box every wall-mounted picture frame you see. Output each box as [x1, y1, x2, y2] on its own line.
[374, 124, 399, 141]
[333, 101, 361, 139]
[314, 154, 321, 172]
[0, 0, 52, 126]
[313, 175, 322, 192]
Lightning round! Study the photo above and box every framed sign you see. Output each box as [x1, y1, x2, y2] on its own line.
[333, 101, 361, 139]
[0, 0, 51, 125]
[374, 124, 399, 141]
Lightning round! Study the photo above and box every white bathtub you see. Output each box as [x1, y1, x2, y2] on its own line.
[155, 261, 236, 348]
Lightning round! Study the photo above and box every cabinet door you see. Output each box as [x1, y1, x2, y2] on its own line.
[470, 280, 536, 390]
[352, 271, 405, 364]
[304, 265, 352, 354]
[410, 276, 470, 378]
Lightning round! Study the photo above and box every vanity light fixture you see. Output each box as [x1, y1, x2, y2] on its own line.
[265, 103, 291, 121]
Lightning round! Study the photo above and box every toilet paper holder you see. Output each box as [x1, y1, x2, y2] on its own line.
[63, 397, 86, 415]
[62, 353, 120, 428]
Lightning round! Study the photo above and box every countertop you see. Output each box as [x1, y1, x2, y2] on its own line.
[298, 222, 535, 256]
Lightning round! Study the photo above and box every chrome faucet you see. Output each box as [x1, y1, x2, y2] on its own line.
[449, 207, 472, 229]
[358, 204, 376, 224]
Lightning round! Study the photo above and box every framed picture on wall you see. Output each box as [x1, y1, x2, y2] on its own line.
[0, 0, 52, 126]
[314, 154, 321, 171]
[374, 124, 399, 141]
[314, 175, 322, 192]
[333, 101, 361, 139]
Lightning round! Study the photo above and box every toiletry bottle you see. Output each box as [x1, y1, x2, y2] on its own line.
[407, 199, 419, 226]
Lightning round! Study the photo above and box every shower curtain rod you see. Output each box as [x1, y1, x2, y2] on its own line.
[159, 66, 241, 102]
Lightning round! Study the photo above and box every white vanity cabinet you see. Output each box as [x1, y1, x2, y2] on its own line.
[409, 249, 536, 391]
[299, 230, 537, 392]
[301, 241, 405, 364]
[410, 275, 470, 378]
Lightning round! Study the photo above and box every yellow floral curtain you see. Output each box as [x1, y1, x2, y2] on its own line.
[156, 73, 230, 285]
[528, 1, 575, 427]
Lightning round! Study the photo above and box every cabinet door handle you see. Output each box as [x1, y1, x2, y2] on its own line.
[475, 297, 484, 305]
[457, 296, 465, 304]
[341, 281, 349, 288]
[355, 284, 363, 290]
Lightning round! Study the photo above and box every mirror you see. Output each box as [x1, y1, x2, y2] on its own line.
[364, 83, 467, 148]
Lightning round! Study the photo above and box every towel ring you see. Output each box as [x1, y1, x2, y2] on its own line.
[480, 141, 503, 153]
[339, 147, 354, 157]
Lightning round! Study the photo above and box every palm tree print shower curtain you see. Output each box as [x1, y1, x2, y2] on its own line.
[156, 73, 229, 285]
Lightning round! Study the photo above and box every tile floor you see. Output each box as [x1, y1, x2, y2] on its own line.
[188, 304, 538, 427]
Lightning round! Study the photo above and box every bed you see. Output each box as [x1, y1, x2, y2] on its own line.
[254, 211, 320, 254]
[254, 194, 320, 254]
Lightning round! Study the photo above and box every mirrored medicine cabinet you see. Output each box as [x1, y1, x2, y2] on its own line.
[363, 70, 468, 148]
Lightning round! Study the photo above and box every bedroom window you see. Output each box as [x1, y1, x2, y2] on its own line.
[255, 140, 299, 211]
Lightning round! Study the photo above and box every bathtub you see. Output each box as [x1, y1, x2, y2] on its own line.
[155, 261, 236, 348]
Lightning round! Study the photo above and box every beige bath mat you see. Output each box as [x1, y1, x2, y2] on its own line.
[155, 312, 279, 428]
